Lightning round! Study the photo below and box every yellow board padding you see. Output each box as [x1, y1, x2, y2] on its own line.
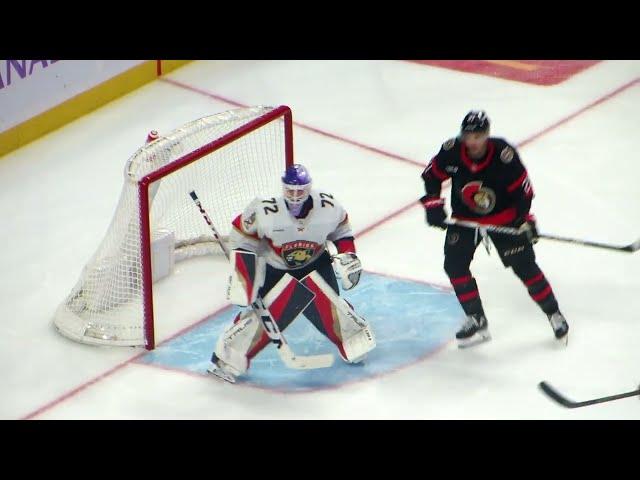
[0, 60, 192, 158]
[159, 60, 191, 74]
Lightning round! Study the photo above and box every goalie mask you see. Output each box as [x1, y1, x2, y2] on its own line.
[282, 164, 312, 211]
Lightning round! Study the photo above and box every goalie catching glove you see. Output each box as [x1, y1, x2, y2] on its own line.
[332, 252, 362, 290]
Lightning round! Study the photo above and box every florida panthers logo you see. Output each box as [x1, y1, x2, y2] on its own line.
[281, 240, 321, 268]
[460, 181, 497, 214]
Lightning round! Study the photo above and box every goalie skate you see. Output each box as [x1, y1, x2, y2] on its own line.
[206, 355, 237, 384]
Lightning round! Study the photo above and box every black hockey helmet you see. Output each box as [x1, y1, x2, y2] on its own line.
[461, 110, 490, 134]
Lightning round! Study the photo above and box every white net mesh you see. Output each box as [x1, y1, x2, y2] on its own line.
[54, 106, 288, 347]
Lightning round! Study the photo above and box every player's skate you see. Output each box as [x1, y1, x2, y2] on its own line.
[456, 313, 491, 348]
[206, 354, 237, 384]
[547, 311, 569, 346]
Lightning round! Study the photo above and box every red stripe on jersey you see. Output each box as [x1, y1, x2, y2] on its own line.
[334, 238, 356, 254]
[266, 237, 283, 256]
[450, 275, 472, 286]
[232, 214, 260, 240]
[532, 285, 553, 301]
[524, 272, 545, 286]
[458, 290, 479, 302]
[231, 214, 242, 230]
[507, 171, 528, 193]
[430, 158, 449, 181]
[453, 207, 518, 226]
[460, 140, 495, 173]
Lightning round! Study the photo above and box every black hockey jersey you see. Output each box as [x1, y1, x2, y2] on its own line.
[421, 137, 534, 225]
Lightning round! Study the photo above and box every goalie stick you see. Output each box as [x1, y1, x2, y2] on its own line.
[189, 190, 334, 370]
[538, 381, 640, 408]
[445, 219, 640, 253]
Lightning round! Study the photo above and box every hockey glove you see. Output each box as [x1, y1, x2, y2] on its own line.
[420, 195, 447, 230]
[333, 253, 362, 290]
[516, 213, 539, 244]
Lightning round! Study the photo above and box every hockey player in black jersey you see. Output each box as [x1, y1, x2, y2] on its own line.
[420, 111, 569, 348]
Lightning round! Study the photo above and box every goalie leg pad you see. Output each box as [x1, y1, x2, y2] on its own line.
[227, 250, 266, 307]
[261, 272, 315, 330]
[301, 271, 376, 363]
[214, 309, 260, 376]
[248, 273, 316, 358]
[217, 273, 316, 369]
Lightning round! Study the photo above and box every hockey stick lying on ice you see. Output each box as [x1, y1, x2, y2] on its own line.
[538, 381, 640, 408]
[189, 190, 334, 370]
[445, 219, 640, 253]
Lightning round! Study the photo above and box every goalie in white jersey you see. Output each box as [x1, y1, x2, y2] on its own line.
[207, 164, 376, 382]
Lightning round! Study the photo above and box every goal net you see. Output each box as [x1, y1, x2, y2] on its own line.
[53, 105, 293, 349]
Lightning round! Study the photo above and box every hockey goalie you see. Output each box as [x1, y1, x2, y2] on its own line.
[207, 164, 376, 383]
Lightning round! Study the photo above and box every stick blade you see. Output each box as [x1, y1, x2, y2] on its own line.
[277, 343, 335, 369]
[289, 353, 335, 369]
[538, 381, 577, 408]
[625, 238, 640, 252]
[281, 350, 335, 370]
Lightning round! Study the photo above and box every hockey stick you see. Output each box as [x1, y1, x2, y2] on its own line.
[538, 381, 640, 408]
[446, 219, 640, 253]
[189, 190, 334, 370]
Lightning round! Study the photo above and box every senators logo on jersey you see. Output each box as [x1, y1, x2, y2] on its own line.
[281, 240, 321, 268]
[460, 181, 497, 214]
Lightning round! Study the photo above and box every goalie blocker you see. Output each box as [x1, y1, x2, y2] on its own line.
[227, 249, 266, 306]
[215, 250, 375, 377]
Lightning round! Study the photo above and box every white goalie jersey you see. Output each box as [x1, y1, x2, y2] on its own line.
[229, 189, 354, 270]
